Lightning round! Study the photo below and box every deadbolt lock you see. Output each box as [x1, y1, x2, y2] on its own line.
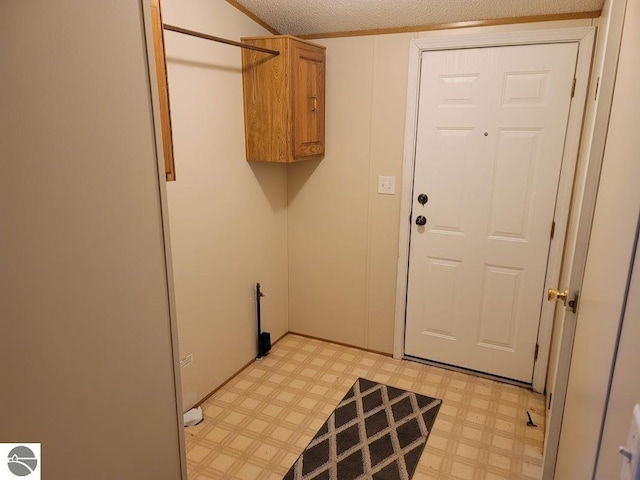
[548, 288, 569, 306]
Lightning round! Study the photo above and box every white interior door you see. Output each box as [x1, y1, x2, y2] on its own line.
[404, 42, 578, 383]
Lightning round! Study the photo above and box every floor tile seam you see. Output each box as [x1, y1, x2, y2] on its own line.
[201, 405, 236, 419]
[473, 390, 495, 399]
[195, 463, 241, 479]
[243, 370, 272, 379]
[253, 450, 294, 470]
[471, 468, 485, 480]
[219, 450, 272, 477]
[473, 439, 492, 469]
[266, 446, 303, 470]
[523, 430, 544, 441]
[484, 446, 533, 463]
[226, 383, 282, 394]
[254, 360, 289, 370]
[482, 459, 522, 477]
[454, 403, 501, 418]
[184, 457, 206, 472]
[189, 425, 232, 441]
[383, 376, 447, 389]
[449, 420, 465, 438]
[434, 454, 457, 476]
[185, 448, 221, 469]
[248, 407, 305, 424]
[186, 423, 217, 436]
[220, 424, 289, 446]
[191, 435, 241, 452]
[473, 425, 523, 445]
[495, 399, 528, 409]
[276, 417, 326, 437]
[490, 426, 518, 437]
[263, 388, 340, 405]
[513, 420, 533, 438]
[208, 416, 256, 433]
[216, 392, 275, 408]
[254, 470, 278, 480]
[201, 429, 236, 444]
[268, 423, 306, 443]
[452, 435, 501, 451]
[258, 367, 313, 381]
[458, 433, 484, 444]
[225, 447, 288, 472]
[449, 453, 488, 469]
[249, 435, 303, 456]
[455, 416, 489, 429]
[222, 450, 281, 472]
[300, 344, 317, 352]
[521, 456, 543, 466]
[438, 433, 463, 457]
[430, 405, 463, 422]
[278, 362, 325, 381]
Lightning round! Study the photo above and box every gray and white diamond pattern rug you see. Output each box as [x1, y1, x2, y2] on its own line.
[283, 378, 442, 480]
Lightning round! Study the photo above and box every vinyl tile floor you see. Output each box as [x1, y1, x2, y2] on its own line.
[184, 334, 545, 480]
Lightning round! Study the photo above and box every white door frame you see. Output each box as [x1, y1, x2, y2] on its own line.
[544, 0, 630, 476]
[393, 27, 595, 393]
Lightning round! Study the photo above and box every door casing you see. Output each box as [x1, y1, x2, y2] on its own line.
[393, 27, 595, 393]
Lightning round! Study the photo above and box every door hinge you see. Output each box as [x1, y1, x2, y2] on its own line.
[548, 392, 553, 410]
[594, 76, 600, 101]
[550, 220, 556, 240]
[534, 343, 539, 361]
[571, 78, 576, 98]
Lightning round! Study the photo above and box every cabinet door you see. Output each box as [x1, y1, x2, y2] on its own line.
[292, 45, 325, 159]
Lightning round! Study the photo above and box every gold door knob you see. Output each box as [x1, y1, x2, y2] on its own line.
[548, 288, 569, 305]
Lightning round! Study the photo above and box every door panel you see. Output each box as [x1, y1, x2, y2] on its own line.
[477, 264, 522, 350]
[421, 257, 461, 339]
[489, 130, 540, 239]
[405, 42, 578, 382]
[430, 128, 473, 234]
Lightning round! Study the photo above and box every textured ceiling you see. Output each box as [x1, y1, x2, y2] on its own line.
[232, 0, 604, 36]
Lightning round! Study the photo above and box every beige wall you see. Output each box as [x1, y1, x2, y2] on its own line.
[162, 0, 289, 409]
[288, 33, 415, 353]
[596, 231, 640, 477]
[287, 18, 593, 354]
[0, 1, 184, 479]
[555, 0, 640, 476]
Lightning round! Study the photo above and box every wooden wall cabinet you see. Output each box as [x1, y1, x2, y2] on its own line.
[241, 36, 326, 163]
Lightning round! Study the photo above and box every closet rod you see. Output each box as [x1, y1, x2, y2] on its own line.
[163, 24, 280, 56]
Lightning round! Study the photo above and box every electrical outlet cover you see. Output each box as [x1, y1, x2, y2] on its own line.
[180, 353, 194, 368]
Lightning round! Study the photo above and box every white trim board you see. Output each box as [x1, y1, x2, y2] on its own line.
[393, 27, 595, 394]
[140, 1, 188, 478]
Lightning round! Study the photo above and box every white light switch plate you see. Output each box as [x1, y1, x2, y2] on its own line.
[378, 176, 396, 195]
